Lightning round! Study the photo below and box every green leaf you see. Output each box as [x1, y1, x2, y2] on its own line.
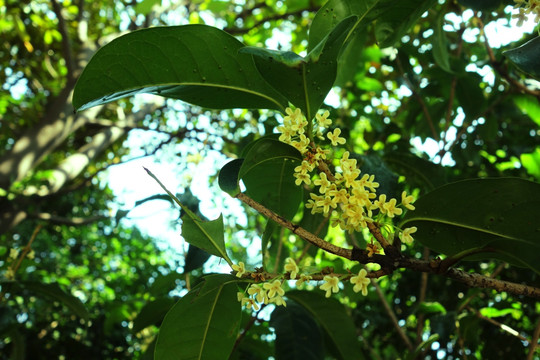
[145, 168, 232, 264]
[286, 290, 365, 360]
[149, 272, 184, 296]
[308, 0, 378, 53]
[400, 178, 540, 274]
[239, 138, 303, 220]
[521, 148, 540, 180]
[418, 301, 447, 315]
[513, 94, 540, 126]
[241, 16, 357, 120]
[270, 302, 324, 360]
[383, 151, 447, 191]
[218, 159, 244, 197]
[73, 25, 288, 111]
[432, 11, 452, 73]
[405, 334, 439, 360]
[479, 307, 518, 319]
[15, 281, 89, 321]
[184, 244, 212, 272]
[504, 36, 540, 80]
[155, 275, 241, 360]
[133, 297, 176, 333]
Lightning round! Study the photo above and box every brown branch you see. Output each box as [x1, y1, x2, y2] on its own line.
[224, 7, 319, 35]
[373, 279, 414, 351]
[468, 306, 528, 342]
[527, 317, 540, 360]
[395, 56, 439, 141]
[416, 247, 430, 345]
[236, 190, 540, 299]
[51, 0, 75, 80]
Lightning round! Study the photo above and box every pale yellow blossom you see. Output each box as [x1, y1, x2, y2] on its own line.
[284, 257, 300, 279]
[320, 275, 340, 298]
[401, 227, 417, 245]
[231, 262, 247, 278]
[350, 269, 370, 296]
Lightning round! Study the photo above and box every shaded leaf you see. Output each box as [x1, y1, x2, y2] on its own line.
[149, 272, 184, 296]
[432, 11, 452, 73]
[405, 334, 439, 360]
[400, 178, 540, 274]
[73, 25, 288, 111]
[270, 302, 324, 360]
[504, 36, 540, 80]
[239, 138, 303, 220]
[133, 297, 176, 333]
[383, 151, 447, 191]
[218, 159, 244, 197]
[145, 168, 232, 264]
[184, 244, 212, 272]
[155, 274, 241, 360]
[286, 290, 365, 360]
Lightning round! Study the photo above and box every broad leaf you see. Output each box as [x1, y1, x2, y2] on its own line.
[270, 302, 324, 360]
[239, 138, 303, 220]
[504, 36, 540, 80]
[149, 272, 185, 296]
[383, 151, 447, 191]
[308, 0, 437, 51]
[184, 244, 212, 272]
[432, 10, 452, 73]
[400, 178, 540, 274]
[242, 16, 357, 120]
[218, 158, 244, 197]
[145, 168, 232, 264]
[73, 25, 288, 111]
[133, 297, 176, 333]
[155, 275, 241, 360]
[286, 290, 365, 360]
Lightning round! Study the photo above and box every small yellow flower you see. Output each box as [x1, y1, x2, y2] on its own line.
[270, 295, 287, 307]
[247, 284, 267, 303]
[231, 262, 247, 278]
[313, 172, 332, 194]
[263, 279, 285, 299]
[383, 198, 403, 218]
[294, 171, 311, 186]
[27, 250, 35, 260]
[241, 296, 260, 310]
[401, 227, 417, 245]
[284, 257, 300, 279]
[366, 242, 379, 257]
[327, 128, 346, 146]
[401, 191, 415, 211]
[295, 274, 312, 288]
[5, 268, 15, 280]
[319, 275, 340, 298]
[9, 248, 19, 260]
[350, 269, 370, 296]
[315, 110, 332, 128]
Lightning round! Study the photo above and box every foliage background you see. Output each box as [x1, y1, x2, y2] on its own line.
[1, 0, 539, 359]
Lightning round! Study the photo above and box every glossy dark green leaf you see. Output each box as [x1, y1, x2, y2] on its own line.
[218, 159, 244, 197]
[308, 0, 378, 53]
[400, 178, 540, 274]
[432, 11, 452, 73]
[15, 281, 89, 321]
[73, 25, 288, 111]
[133, 297, 176, 333]
[239, 138, 303, 220]
[504, 36, 540, 80]
[270, 302, 324, 360]
[383, 152, 447, 191]
[149, 272, 184, 296]
[145, 168, 232, 263]
[242, 16, 357, 120]
[286, 290, 365, 360]
[155, 275, 241, 360]
[184, 244, 212, 272]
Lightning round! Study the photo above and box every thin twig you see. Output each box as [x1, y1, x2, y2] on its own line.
[372, 279, 414, 351]
[527, 316, 540, 360]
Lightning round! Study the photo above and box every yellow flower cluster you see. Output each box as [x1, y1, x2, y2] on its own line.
[233, 257, 373, 308]
[277, 107, 417, 237]
[513, 0, 540, 25]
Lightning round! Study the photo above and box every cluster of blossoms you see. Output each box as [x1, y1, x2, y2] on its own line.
[513, 0, 540, 25]
[3, 247, 35, 280]
[277, 107, 417, 245]
[233, 258, 373, 310]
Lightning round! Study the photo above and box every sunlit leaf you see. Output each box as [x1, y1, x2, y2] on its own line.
[286, 290, 365, 360]
[400, 178, 540, 274]
[242, 16, 357, 120]
[145, 168, 232, 264]
[73, 25, 288, 111]
[155, 275, 241, 360]
[418, 301, 447, 315]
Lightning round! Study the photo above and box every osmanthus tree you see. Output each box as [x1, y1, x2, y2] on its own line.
[8, 0, 540, 358]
